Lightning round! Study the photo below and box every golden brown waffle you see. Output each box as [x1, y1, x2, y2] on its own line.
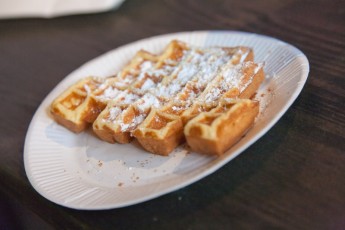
[180, 61, 264, 123]
[97, 46, 254, 144]
[133, 61, 264, 155]
[133, 109, 184, 156]
[50, 40, 184, 133]
[92, 40, 189, 143]
[50, 77, 104, 133]
[184, 99, 259, 155]
[51, 40, 265, 156]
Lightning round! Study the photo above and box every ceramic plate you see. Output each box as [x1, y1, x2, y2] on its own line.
[24, 31, 309, 210]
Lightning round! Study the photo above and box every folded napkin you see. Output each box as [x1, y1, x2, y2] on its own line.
[0, 0, 125, 19]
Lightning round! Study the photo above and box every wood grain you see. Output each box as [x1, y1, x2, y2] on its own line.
[0, 0, 344, 229]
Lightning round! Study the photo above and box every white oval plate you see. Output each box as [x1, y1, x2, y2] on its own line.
[24, 31, 309, 210]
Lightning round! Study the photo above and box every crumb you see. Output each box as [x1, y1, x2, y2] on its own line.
[118, 182, 124, 187]
[184, 144, 192, 152]
[98, 161, 103, 167]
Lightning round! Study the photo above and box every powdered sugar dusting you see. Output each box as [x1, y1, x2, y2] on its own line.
[96, 86, 121, 101]
[114, 75, 136, 88]
[84, 84, 91, 94]
[140, 61, 153, 71]
[200, 62, 247, 105]
[136, 94, 161, 113]
[139, 78, 156, 92]
[204, 87, 223, 105]
[100, 44, 257, 133]
[109, 107, 122, 121]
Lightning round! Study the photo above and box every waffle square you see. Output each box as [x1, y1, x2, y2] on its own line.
[184, 99, 259, 155]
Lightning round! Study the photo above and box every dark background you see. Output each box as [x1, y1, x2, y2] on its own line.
[1, 0, 344, 229]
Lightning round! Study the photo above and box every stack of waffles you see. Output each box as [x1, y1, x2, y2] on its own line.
[50, 40, 265, 156]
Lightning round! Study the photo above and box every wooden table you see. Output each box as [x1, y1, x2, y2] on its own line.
[1, 0, 344, 229]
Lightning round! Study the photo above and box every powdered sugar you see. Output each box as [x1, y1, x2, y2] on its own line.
[113, 75, 135, 88]
[140, 61, 153, 71]
[204, 87, 223, 105]
[200, 61, 263, 106]
[97, 86, 121, 101]
[116, 48, 238, 131]
[100, 44, 257, 134]
[109, 107, 122, 121]
[118, 91, 139, 105]
[140, 78, 156, 92]
[119, 113, 146, 132]
[136, 94, 161, 113]
[84, 84, 91, 94]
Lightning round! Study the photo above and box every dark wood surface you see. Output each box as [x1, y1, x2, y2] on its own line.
[1, 0, 344, 229]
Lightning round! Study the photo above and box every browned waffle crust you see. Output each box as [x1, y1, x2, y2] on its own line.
[50, 40, 264, 155]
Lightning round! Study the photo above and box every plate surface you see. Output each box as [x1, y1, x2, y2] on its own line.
[24, 31, 309, 210]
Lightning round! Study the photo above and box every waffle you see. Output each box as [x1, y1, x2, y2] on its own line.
[50, 40, 184, 133]
[133, 61, 264, 155]
[96, 46, 254, 144]
[51, 40, 265, 156]
[50, 77, 104, 133]
[180, 61, 264, 123]
[184, 99, 259, 155]
[92, 40, 189, 143]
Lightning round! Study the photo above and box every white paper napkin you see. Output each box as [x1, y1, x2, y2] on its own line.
[0, 0, 126, 19]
